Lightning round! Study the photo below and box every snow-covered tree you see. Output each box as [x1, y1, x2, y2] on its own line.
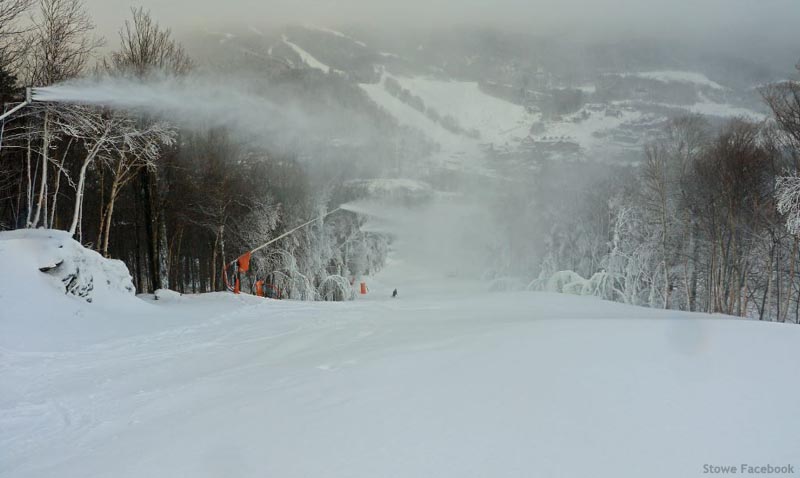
[51, 104, 175, 237]
[17, 0, 100, 230]
[777, 174, 800, 235]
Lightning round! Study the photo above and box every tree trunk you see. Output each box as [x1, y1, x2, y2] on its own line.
[25, 132, 32, 227]
[171, 227, 184, 292]
[689, 223, 699, 311]
[760, 243, 775, 321]
[135, 213, 146, 292]
[157, 212, 169, 290]
[100, 177, 120, 257]
[31, 111, 50, 228]
[139, 168, 160, 291]
[782, 238, 798, 323]
[210, 235, 218, 292]
[68, 156, 92, 236]
[138, 167, 169, 291]
[795, 280, 800, 324]
[195, 257, 201, 293]
[49, 159, 60, 228]
[219, 224, 226, 291]
[775, 239, 782, 321]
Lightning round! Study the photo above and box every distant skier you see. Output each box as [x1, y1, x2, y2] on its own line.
[392, 288, 398, 298]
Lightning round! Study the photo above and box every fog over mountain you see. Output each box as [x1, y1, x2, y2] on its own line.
[86, 0, 800, 46]
[60, 0, 799, 284]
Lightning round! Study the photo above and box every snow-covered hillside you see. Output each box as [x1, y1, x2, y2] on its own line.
[2, 232, 799, 478]
[387, 75, 536, 145]
[188, 25, 772, 170]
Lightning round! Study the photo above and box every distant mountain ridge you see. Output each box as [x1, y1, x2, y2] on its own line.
[179, 25, 780, 176]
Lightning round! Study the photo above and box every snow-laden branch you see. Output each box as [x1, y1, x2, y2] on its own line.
[777, 173, 800, 235]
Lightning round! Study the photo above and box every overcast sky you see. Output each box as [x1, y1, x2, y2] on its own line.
[85, 0, 800, 46]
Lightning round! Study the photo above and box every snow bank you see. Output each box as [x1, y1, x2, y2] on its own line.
[153, 288, 184, 302]
[0, 229, 135, 305]
[0, 229, 150, 351]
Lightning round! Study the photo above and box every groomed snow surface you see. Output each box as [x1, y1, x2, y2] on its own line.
[2, 230, 799, 478]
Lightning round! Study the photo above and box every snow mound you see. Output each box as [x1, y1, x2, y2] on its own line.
[153, 288, 184, 302]
[0, 229, 135, 306]
[538, 270, 617, 300]
[544, 270, 586, 293]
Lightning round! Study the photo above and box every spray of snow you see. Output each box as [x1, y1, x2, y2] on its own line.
[341, 191, 495, 279]
[32, 74, 374, 152]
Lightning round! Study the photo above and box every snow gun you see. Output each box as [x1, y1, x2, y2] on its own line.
[0, 88, 56, 147]
[0, 85, 99, 123]
[0, 87, 34, 122]
[223, 207, 343, 295]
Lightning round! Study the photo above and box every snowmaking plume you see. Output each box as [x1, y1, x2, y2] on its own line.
[33, 74, 498, 279]
[32, 73, 374, 154]
[340, 195, 495, 278]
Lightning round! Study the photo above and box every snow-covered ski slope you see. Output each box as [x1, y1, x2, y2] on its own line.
[278, 37, 510, 171]
[282, 35, 334, 73]
[387, 75, 536, 145]
[2, 230, 799, 477]
[360, 73, 538, 173]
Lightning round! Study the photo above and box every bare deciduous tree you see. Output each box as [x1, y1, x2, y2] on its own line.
[763, 66, 800, 158]
[102, 6, 191, 290]
[0, 0, 33, 73]
[25, 0, 101, 86]
[109, 7, 191, 77]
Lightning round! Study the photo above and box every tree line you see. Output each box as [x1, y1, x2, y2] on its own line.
[519, 62, 800, 322]
[0, 0, 389, 299]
